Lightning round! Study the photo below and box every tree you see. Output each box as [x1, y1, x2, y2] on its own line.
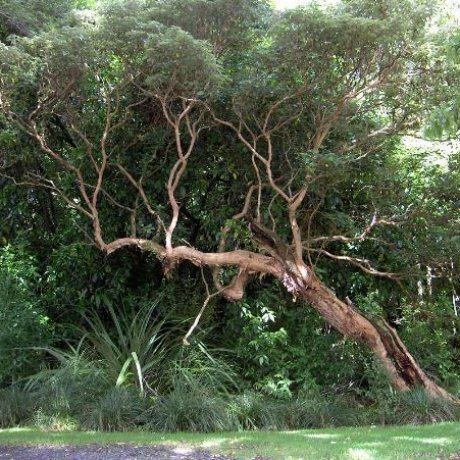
[0, 0, 456, 400]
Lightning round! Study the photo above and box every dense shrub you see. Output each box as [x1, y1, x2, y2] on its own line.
[0, 246, 51, 384]
[0, 387, 35, 428]
[399, 299, 460, 387]
[225, 288, 378, 397]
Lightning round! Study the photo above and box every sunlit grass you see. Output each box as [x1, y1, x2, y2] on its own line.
[1, 422, 460, 459]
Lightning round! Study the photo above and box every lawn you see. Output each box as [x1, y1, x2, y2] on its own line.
[1, 423, 460, 459]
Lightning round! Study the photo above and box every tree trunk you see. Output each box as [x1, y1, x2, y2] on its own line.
[104, 238, 457, 402]
[295, 272, 457, 402]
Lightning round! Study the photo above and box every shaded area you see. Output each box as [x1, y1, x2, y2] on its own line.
[0, 444, 232, 460]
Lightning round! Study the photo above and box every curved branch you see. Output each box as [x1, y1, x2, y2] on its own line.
[309, 247, 399, 281]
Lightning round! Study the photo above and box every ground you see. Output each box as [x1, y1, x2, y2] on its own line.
[1, 423, 460, 459]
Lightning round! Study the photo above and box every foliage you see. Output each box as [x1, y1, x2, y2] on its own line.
[399, 298, 460, 387]
[0, 245, 51, 384]
[142, 25, 224, 97]
[0, 0, 459, 433]
[80, 387, 144, 432]
[0, 0, 87, 42]
[83, 299, 174, 391]
[226, 288, 376, 396]
[424, 29, 460, 140]
[0, 387, 35, 428]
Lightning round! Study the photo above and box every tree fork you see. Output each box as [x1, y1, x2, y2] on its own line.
[245, 220, 456, 400]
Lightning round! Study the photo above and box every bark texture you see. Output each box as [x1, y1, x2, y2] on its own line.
[283, 269, 458, 402]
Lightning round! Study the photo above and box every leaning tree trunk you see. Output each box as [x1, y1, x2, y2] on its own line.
[281, 268, 458, 402]
[105, 238, 457, 402]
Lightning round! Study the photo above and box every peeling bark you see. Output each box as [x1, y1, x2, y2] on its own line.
[285, 269, 458, 403]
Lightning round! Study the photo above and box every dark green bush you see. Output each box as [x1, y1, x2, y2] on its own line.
[0, 386, 35, 428]
[0, 246, 51, 385]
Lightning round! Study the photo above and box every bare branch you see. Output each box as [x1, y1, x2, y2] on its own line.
[183, 268, 226, 345]
[310, 247, 399, 281]
[310, 213, 400, 245]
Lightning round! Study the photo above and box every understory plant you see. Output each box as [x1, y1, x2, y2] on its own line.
[0, 386, 35, 428]
[80, 386, 145, 431]
[83, 299, 176, 391]
[145, 380, 233, 432]
[0, 245, 51, 385]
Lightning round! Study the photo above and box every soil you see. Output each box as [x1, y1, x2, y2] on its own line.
[0, 444, 235, 460]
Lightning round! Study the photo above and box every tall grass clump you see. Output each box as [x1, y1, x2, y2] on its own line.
[83, 299, 176, 391]
[80, 386, 145, 431]
[25, 341, 109, 422]
[284, 393, 364, 429]
[146, 380, 233, 432]
[167, 342, 239, 394]
[0, 386, 35, 428]
[144, 342, 239, 432]
[378, 387, 460, 425]
[227, 391, 284, 430]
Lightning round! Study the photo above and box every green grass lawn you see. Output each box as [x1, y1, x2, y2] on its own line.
[1, 423, 459, 459]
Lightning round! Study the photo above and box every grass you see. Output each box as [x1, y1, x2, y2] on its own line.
[1, 422, 460, 459]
